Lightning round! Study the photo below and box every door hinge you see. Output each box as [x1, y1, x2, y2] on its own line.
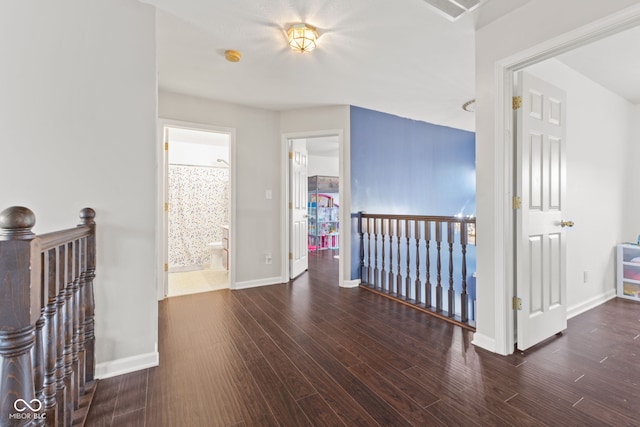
[289, 252, 293, 260]
[164, 142, 169, 151]
[164, 263, 168, 272]
[289, 152, 293, 159]
[289, 202, 293, 209]
[164, 202, 169, 212]
[513, 296, 522, 310]
[512, 196, 521, 209]
[512, 96, 522, 110]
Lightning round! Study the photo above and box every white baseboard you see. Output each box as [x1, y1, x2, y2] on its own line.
[233, 276, 284, 290]
[95, 351, 159, 379]
[340, 279, 360, 288]
[471, 332, 496, 353]
[567, 288, 616, 319]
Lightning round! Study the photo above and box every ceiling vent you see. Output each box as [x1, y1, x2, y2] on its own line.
[421, 0, 484, 21]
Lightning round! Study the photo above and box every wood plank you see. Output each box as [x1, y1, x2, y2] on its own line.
[86, 251, 640, 426]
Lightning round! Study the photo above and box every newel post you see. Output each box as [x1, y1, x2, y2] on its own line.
[0, 207, 39, 426]
[78, 208, 96, 384]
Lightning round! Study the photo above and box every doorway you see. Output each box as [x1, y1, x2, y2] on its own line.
[158, 121, 236, 298]
[284, 132, 341, 283]
[496, 14, 640, 353]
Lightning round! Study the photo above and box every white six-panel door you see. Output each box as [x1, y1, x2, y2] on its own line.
[516, 71, 569, 351]
[290, 139, 309, 279]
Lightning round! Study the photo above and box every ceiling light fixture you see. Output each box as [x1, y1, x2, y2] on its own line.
[224, 50, 241, 62]
[287, 23, 318, 53]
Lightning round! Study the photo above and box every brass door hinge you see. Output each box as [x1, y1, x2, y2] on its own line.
[512, 196, 521, 210]
[289, 252, 293, 260]
[512, 96, 522, 110]
[164, 202, 169, 212]
[289, 152, 293, 159]
[164, 263, 168, 272]
[513, 296, 522, 310]
[289, 202, 293, 209]
[164, 142, 169, 151]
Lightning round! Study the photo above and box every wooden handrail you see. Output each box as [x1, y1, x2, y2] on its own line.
[0, 206, 96, 426]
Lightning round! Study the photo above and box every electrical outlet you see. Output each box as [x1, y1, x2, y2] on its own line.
[265, 253, 272, 264]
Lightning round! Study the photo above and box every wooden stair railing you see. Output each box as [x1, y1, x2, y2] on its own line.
[357, 212, 476, 330]
[0, 207, 97, 427]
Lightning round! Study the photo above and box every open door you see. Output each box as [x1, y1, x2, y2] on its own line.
[515, 71, 571, 351]
[290, 139, 309, 278]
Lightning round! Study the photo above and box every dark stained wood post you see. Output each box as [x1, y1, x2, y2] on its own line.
[435, 222, 443, 312]
[414, 220, 421, 303]
[0, 206, 40, 426]
[424, 221, 432, 307]
[460, 222, 469, 323]
[358, 212, 365, 284]
[395, 220, 402, 297]
[380, 219, 387, 292]
[366, 218, 372, 286]
[388, 220, 395, 294]
[447, 222, 455, 317]
[78, 208, 96, 384]
[404, 220, 411, 299]
[373, 219, 379, 289]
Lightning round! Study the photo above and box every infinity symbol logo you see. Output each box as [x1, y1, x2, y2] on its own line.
[13, 399, 43, 412]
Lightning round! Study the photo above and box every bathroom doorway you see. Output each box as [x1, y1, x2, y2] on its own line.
[162, 125, 232, 297]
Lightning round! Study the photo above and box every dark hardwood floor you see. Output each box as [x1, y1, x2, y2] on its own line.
[86, 250, 640, 426]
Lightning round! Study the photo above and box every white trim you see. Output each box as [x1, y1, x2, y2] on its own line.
[234, 276, 284, 290]
[281, 130, 345, 287]
[340, 279, 360, 288]
[471, 333, 496, 352]
[157, 118, 238, 297]
[95, 351, 159, 379]
[494, 4, 640, 355]
[567, 288, 616, 320]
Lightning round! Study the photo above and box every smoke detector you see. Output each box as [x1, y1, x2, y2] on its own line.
[421, 0, 485, 21]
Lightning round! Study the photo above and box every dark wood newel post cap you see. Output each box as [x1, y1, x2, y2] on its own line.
[0, 206, 36, 239]
[79, 207, 96, 225]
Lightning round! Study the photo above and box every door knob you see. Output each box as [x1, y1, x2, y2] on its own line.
[560, 220, 574, 228]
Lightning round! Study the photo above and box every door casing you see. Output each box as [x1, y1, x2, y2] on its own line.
[156, 118, 237, 299]
[281, 130, 344, 285]
[490, 6, 640, 355]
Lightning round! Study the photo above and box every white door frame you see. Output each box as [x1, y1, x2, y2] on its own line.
[156, 118, 237, 299]
[281, 130, 345, 286]
[493, 5, 640, 354]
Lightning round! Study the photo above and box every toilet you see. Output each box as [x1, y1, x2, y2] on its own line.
[207, 242, 224, 270]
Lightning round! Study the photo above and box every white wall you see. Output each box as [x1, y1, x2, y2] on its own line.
[0, 1, 158, 375]
[159, 91, 282, 286]
[526, 58, 636, 316]
[475, 0, 640, 353]
[308, 154, 339, 177]
[624, 105, 640, 235]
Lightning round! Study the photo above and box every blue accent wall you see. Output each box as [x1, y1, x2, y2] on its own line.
[350, 106, 476, 288]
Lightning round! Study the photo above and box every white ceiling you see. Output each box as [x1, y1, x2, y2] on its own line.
[145, 0, 534, 132]
[555, 25, 640, 104]
[143, 0, 638, 138]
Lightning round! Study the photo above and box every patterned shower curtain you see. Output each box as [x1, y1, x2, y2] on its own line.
[168, 165, 229, 270]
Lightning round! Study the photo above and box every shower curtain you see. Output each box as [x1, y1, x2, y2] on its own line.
[168, 165, 229, 270]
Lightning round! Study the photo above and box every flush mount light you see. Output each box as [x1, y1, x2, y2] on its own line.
[287, 23, 318, 53]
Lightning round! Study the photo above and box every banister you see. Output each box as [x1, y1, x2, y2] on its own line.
[0, 206, 97, 427]
[357, 212, 476, 330]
